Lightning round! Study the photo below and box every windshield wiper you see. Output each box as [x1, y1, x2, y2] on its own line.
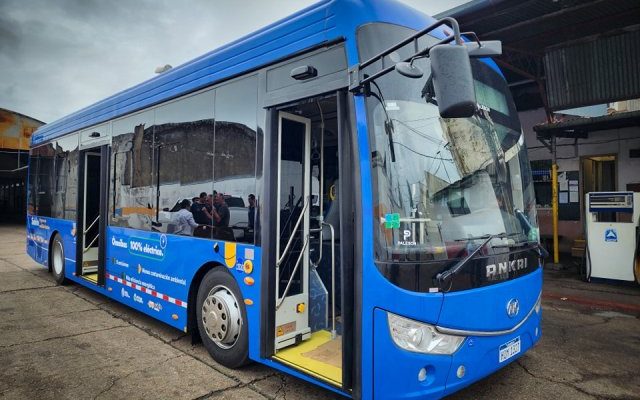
[437, 232, 508, 284]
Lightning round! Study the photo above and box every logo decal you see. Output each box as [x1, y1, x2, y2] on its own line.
[148, 300, 162, 312]
[486, 258, 528, 280]
[604, 228, 618, 242]
[506, 299, 520, 318]
[385, 213, 400, 229]
[397, 229, 417, 246]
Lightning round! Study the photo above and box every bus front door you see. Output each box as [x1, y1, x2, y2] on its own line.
[76, 145, 109, 286]
[274, 112, 312, 349]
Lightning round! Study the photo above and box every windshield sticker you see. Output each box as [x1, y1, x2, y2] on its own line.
[385, 101, 400, 111]
[397, 230, 417, 246]
[384, 213, 400, 229]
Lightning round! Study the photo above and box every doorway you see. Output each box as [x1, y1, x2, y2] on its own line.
[582, 155, 617, 222]
[270, 95, 347, 387]
[76, 146, 109, 285]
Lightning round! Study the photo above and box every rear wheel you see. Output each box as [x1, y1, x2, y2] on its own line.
[196, 268, 249, 368]
[50, 234, 67, 285]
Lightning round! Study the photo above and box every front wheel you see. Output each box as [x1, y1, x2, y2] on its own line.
[50, 234, 68, 285]
[196, 268, 249, 368]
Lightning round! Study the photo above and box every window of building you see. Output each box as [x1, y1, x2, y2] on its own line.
[531, 159, 552, 207]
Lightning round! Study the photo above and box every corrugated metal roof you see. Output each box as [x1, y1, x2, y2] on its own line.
[436, 0, 640, 111]
[534, 109, 640, 138]
[544, 29, 640, 110]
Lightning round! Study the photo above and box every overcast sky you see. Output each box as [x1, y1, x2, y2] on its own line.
[0, 0, 467, 123]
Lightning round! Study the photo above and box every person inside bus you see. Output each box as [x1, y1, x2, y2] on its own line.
[174, 199, 199, 236]
[192, 192, 212, 225]
[248, 194, 256, 229]
[211, 192, 230, 227]
[189, 197, 199, 214]
[206, 193, 214, 214]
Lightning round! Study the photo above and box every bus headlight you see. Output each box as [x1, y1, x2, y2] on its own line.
[535, 294, 542, 314]
[387, 312, 465, 355]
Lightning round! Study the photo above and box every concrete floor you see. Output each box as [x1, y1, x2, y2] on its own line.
[1, 224, 639, 400]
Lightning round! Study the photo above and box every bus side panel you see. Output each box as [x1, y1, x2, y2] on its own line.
[26, 216, 76, 271]
[105, 226, 261, 336]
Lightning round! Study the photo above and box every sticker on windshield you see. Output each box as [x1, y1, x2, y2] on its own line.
[385, 102, 400, 111]
[384, 213, 400, 229]
[397, 229, 417, 246]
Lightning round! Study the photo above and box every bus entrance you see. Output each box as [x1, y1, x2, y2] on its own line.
[275, 112, 312, 349]
[76, 145, 109, 286]
[272, 95, 347, 387]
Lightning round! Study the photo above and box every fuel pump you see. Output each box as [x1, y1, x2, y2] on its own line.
[585, 192, 640, 282]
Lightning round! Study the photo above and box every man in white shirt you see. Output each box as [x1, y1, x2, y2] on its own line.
[173, 199, 199, 235]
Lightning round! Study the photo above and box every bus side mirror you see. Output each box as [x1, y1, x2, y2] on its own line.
[430, 44, 476, 118]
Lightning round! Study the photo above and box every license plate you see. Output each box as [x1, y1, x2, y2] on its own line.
[499, 336, 521, 363]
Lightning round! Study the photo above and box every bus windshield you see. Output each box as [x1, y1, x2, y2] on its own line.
[366, 56, 538, 264]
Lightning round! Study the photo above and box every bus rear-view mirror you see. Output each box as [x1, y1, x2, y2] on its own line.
[430, 44, 476, 118]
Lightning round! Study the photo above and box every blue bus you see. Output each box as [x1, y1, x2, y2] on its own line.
[26, 0, 544, 398]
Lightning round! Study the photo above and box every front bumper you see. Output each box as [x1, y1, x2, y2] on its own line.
[372, 305, 542, 399]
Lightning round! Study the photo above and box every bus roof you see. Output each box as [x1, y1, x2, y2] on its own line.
[32, 0, 434, 146]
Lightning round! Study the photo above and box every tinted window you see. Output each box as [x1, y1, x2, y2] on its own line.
[52, 135, 78, 219]
[214, 75, 258, 243]
[111, 110, 155, 231]
[154, 90, 215, 238]
[29, 144, 55, 217]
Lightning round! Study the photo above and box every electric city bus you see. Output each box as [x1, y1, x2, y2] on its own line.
[26, 0, 545, 398]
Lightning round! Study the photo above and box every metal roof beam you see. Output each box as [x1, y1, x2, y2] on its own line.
[480, 0, 611, 39]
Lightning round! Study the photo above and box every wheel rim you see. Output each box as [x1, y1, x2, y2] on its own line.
[201, 285, 242, 349]
[53, 240, 64, 276]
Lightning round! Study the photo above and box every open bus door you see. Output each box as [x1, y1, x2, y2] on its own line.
[265, 92, 355, 391]
[76, 144, 109, 286]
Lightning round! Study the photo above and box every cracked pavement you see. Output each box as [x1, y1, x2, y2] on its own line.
[1, 224, 639, 399]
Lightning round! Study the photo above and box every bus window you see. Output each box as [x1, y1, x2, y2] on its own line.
[30, 144, 55, 218]
[154, 90, 215, 238]
[111, 110, 155, 231]
[213, 75, 258, 243]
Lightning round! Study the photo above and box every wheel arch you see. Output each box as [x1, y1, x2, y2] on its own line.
[188, 261, 228, 343]
[47, 230, 61, 272]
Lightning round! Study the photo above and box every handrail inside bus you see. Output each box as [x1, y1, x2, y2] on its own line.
[84, 215, 100, 236]
[84, 232, 99, 253]
[277, 197, 310, 267]
[276, 235, 310, 310]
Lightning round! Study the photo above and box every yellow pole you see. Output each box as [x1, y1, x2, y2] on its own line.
[551, 162, 560, 264]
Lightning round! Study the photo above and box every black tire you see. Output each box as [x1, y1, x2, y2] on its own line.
[50, 234, 68, 285]
[196, 267, 249, 368]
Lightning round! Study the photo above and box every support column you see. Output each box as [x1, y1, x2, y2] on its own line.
[551, 135, 560, 264]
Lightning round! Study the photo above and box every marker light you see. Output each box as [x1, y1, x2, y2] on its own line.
[387, 312, 465, 355]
